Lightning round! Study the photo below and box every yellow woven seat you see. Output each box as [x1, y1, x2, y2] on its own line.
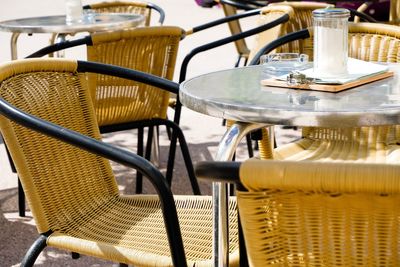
[0, 58, 240, 266]
[47, 195, 239, 266]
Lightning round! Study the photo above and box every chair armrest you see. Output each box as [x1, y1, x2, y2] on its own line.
[186, 8, 262, 35]
[196, 158, 400, 194]
[195, 161, 241, 183]
[248, 28, 310, 66]
[147, 2, 166, 25]
[220, 0, 265, 10]
[26, 36, 92, 58]
[0, 96, 187, 266]
[77, 60, 180, 95]
[241, 159, 400, 193]
[348, 8, 377, 23]
[179, 12, 290, 82]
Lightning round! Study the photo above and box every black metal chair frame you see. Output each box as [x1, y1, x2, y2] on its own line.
[0, 61, 188, 267]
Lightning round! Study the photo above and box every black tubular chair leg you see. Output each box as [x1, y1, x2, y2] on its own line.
[238, 213, 249, 267]
[245, 134, 254, 158]
[5, 146, 26, 217]
[119, 264, 128, 267]
[166, 125, 201, 195]
[18, 178, 25, 217]
[71, 252, 80, 259]
[136, 127, 144, 194]
[164, 106, 201, 195]
[145, 126, 154, 163]
[20, 232, 50, 267]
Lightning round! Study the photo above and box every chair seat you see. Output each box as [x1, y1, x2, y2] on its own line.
[47, 195, 239, 266]
[272, 126, 400, 163]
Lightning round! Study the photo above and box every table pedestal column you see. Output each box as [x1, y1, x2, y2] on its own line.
[213, 122, 267, 266]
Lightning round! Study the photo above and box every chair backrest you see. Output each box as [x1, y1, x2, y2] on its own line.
[248, 1, 332, 61]
[86, 26, 183, 126]
[85, 0, 164, 26]
[237, 158, 400, 266]
[300, 22, 400, 62]
[0, 59, 119, 234]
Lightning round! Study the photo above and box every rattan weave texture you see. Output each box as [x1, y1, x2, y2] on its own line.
[238, 158, 400, 266]
[87, 26, 182, 126]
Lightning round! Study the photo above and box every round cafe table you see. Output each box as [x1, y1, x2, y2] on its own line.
[179, 63, 400, 266]
[0, 13, 145, 59]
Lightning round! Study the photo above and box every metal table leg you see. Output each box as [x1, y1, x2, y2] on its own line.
[213, 122, 266, 266]
[10, 32, 20, 60]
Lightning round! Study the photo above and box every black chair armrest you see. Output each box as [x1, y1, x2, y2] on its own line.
[187, 8, 262, 34]
[180, 12, 290, 82]
[248, 28, 310, 66]
[77, 60, 180, 95]
[26, 36, 92, 58]
[195, 161, 241, 183]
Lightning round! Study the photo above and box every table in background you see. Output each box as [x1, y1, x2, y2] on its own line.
[0, 13, 144, 59]
[180, 63, 400, 266]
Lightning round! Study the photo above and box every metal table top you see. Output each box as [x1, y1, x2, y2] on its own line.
[180, 63, 400, 127]
[0, 13, 144, 34]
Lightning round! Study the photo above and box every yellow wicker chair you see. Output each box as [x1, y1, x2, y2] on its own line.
[196, 158, 400, 266]
[0, 58, 240, 267]
[253, 22, 400, 163]
[82, 0, 165, 26]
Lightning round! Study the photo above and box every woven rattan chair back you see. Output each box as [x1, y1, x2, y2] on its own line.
[297, 22, 400, 63]
[248, 2, 332, 61]
[86, 26, 182, 126]
[237, 158, 400, 266]
[86, 1, 158, 26]
[0, 59, 118, 234]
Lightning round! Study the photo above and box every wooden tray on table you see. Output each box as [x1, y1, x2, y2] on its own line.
[260, 71, 394, 92]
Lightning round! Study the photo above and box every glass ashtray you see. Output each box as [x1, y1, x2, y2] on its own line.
[260, 53, 309, 73]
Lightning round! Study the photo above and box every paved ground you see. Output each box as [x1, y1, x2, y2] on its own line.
[0, 1, 299, 265]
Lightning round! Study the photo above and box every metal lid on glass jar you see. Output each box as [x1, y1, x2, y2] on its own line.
[313, 8, 350, 18]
